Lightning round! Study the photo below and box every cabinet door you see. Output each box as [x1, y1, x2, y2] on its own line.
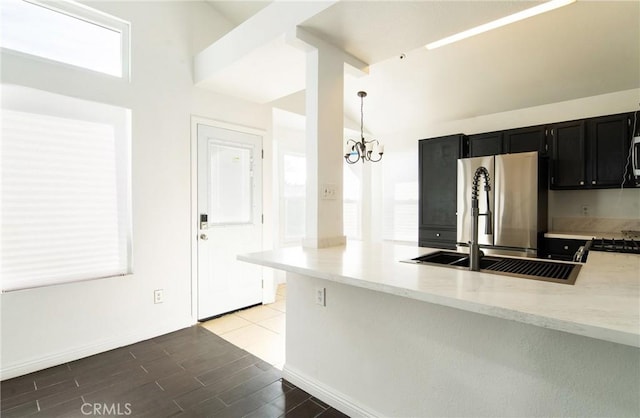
[504, 125, 546, 155]
[419, 135, 462, 229]
[588, 113, 632, 188]
[469, 132, 503, 157]
[551, 120, 586, 188]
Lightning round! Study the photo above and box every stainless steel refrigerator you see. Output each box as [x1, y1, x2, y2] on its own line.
[456, 151, 547, 257]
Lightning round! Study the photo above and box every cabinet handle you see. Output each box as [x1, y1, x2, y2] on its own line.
[592, 180, 596, 185]
[436, 233, 441, 237]
[579, 181, 584, 185]
[563, 245, 569, 250]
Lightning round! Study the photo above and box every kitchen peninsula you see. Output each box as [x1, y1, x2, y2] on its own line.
[239, 241, 640, 417]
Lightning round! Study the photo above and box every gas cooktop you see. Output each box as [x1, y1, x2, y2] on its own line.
[589, 238, 640, 254]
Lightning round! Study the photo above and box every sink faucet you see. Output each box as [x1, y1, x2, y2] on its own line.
[469, 166, 492, 271]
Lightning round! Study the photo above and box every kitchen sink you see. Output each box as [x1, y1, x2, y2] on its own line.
[407, 251, 580, 285]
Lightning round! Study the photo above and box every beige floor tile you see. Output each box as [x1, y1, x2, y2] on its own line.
[234, 305, 281, 323]
[258, 314, 285, 334]
[244, 337, 285, 366]
[275, 293, 285, 302]
[276, 284, 286, 297]
[200, 315, 252, 335]
[218, 324, 279, 349]
[269, 300, 286, 313]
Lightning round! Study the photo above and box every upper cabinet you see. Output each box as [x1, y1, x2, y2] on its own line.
[504, 125, 547, 155]
[469, 125, 547, 157]
[550, 120, 587, 188]
[550, 113, 633, 189]
[587, 113, 633, 188]
[469, 132, 503, 157]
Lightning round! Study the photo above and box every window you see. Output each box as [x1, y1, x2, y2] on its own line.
[208, 142, 254, 225]
[343, 164, 362, 239]
[1, 85, 132, 292]
[282, 153, 306, 244]
[383, 153, 419, 243]
[0, 0, 130, 78]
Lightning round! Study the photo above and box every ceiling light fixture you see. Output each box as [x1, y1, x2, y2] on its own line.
[344, 91, 384, 164]
[425, 0, 576, 50]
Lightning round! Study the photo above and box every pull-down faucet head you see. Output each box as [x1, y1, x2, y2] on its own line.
[469, 166, 492, 271]
[472, 167, 493, 235]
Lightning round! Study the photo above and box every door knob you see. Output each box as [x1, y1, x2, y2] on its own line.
[200, 234, 208, 240]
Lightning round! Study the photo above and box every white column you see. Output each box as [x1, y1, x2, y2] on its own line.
[302, 47, 346, 248]
[286, 28, 368, 248]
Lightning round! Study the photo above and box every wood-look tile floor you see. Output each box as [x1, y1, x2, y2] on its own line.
[0, 326, 348, 417]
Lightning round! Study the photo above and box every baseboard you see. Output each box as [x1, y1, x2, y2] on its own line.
[1, 319, 195, 380]
[283, 364, 381, 418]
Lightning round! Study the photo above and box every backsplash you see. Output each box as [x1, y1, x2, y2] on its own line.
[549, 188, 640, 233]
[551, 217, 640, 234]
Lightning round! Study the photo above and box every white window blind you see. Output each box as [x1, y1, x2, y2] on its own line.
[282, 153, 306, 243]
[1, 85, 132, 292]
[344, 163, 362, 239]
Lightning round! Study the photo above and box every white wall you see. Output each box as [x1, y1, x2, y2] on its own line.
[380, 89, 640, 240]
[0, 1, 271, 379]
[285, 273, 640, 417]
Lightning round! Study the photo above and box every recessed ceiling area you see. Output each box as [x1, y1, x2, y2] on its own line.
[202, 1, 640, 137]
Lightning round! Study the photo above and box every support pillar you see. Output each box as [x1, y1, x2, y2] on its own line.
[302, 47, 346, 248]
[286, 28, 368, 248]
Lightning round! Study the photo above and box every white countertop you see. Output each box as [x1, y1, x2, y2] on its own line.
[239, 242, 640, 348]
[544, 231, 626, 240]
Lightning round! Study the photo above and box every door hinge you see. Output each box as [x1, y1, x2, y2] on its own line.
[261, 214, 264, 224]
[261, 279, 264, 289]
[261, 149, 264, 159]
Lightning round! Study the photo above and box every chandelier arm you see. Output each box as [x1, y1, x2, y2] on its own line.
[344, 139, 361, 164]
[369, 151, 383, 162]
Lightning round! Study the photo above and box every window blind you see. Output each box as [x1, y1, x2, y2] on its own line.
[1, 86, 132, 292]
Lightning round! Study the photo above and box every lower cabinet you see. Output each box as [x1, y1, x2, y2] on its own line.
[541, 238, 587, 261]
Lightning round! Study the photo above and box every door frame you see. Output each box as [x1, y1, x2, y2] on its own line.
[190, 116, 266, 322]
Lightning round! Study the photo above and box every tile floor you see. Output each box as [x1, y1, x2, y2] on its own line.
[200, 284, 286, 370]
[1, 325, 348, 417]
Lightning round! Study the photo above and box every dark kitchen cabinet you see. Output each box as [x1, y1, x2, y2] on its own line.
[504, 125, 547, 155]
[550, 120, 586, 188]
[541, 238, 587, 261]
[587, 113, 633, 188]
[469, 131, 503, 157]
[550, 113, 633, 189]
[419, 134, 467, 249]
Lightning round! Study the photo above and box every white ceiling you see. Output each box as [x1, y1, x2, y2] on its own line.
[203, 1, 640, 137]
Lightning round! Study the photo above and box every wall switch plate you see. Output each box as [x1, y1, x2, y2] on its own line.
[321, 184, 337, 200]
[315, 287, 326, 306]
[581, 205, 589, 216]
[154, 289, 164, 304]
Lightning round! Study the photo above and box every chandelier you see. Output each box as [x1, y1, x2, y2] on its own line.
[344, 91, 384, 164]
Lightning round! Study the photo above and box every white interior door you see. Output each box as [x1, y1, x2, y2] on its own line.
[197, 123, 263, 320]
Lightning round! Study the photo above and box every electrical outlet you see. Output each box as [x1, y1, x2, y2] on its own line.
[315, 287, 326, 306]
[581, 205, 589, 217]
[154, 289, 164, 304]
